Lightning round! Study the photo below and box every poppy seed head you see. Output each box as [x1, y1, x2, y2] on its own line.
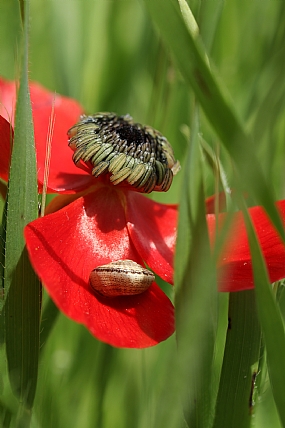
[68, 113, 180, 193]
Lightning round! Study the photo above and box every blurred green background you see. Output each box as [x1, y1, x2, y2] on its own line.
[1, 0, 285, 427]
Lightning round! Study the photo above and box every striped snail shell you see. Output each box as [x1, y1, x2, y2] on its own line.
[89, 259, 155, 297]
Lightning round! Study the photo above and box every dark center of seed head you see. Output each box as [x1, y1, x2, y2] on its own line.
[116, 124, 145, 147]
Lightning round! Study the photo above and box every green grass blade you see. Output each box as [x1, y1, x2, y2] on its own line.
[177, 0, 199, 38]
[198, 0, 224, 52]
[145, 0, 285, 242]
[0, 401, 13, 428]
[4, 0, 41, 412]
[0, 199, 8, 311]
[175, 107, 220, 427]
[240, 200, 285, 427]
[213, 290, 261, 428]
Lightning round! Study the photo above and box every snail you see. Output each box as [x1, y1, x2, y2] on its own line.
[89, 259, 154, 297]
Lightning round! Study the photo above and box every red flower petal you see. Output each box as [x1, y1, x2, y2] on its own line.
[44, 193, 84, 215]
[0, 77, 95, 193]
[125, 192, 177, 285]
[208, 200, 285, 292]
[0, 78, 15, 123]
[0, 115, 12, 182]
[205, 192, 227, 214]
[30, 83, 95, 193]
[24, 187, 174, 348]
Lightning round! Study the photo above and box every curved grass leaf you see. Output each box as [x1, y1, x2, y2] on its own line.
[144, 0, 285, 242]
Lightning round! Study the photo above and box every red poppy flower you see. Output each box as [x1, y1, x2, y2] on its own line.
[0, 77, 176, 348]
[2, 78, 285, 347]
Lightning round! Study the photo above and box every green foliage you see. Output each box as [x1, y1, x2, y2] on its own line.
[1, 0, 285, 427]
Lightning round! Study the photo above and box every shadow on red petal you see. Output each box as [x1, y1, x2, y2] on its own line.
[0, 78, 16, 123]
[25, 223, 88, 289]
[205, 192, 228, 214]
[40, 172, 96, 195]
[83, 187, 126, 233]
[86, 283, 175, 348]
[0, 115, 13, 182]
[125, 192, 177, 284]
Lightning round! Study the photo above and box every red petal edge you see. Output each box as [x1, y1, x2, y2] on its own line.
[0, 115, 12, 182]
[125, 192, 177, 285]
[205, 192, 227, 214]
[208, 200, 285, 292]
[0, 77, 95, 193]
[30, 82, 95, 193]
[0, 78, 16, 123]
[24, 187, 175, 348]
